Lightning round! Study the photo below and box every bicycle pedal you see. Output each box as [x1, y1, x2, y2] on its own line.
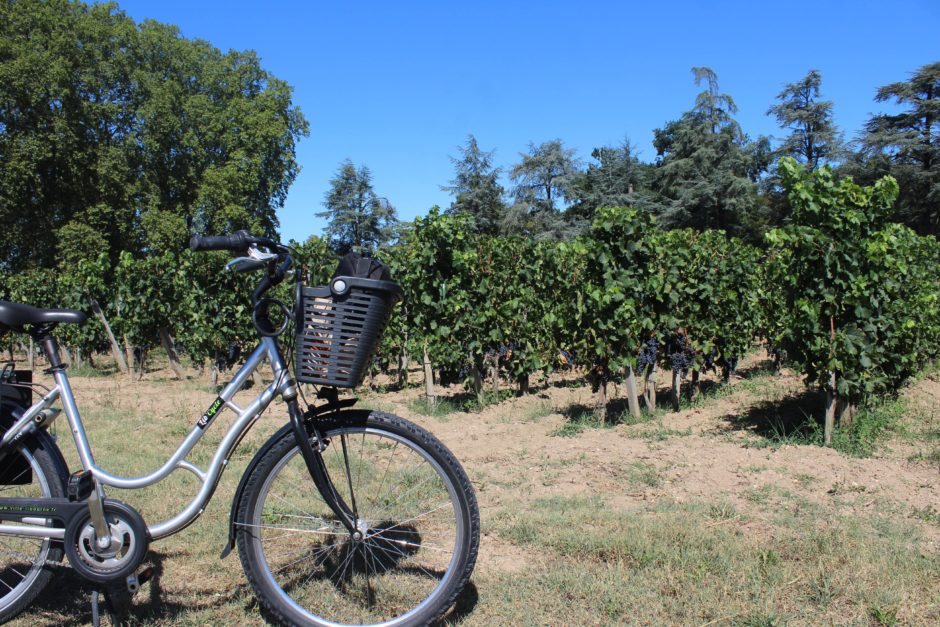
[136, 565, 155, 587]
[67, 469, 94, 501]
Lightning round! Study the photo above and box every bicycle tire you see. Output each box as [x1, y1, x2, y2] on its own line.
[0, 431, 68, 623]
[235, 410, 479, 626]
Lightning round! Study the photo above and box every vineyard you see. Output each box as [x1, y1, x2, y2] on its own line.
[2, 161, 938, 444]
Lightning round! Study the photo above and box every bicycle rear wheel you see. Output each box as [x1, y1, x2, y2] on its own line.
[0, 431, 67, 622]
[235, 410, 479, 626]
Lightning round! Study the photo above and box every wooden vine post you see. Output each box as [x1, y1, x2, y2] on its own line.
[644, 362, 657, 412]
[624, 366, 641, 419]
[422, 343, 436, 405]
[671, 368, 681, 412]
[824, 314, 836, 446]
[90, 297, 128, 374]
[159, 327, 185, 380]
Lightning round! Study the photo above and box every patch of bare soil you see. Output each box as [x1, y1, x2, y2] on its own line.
[368, 354, 940, 564]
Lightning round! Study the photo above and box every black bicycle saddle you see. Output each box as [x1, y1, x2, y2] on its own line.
[0, 300, 87, 329]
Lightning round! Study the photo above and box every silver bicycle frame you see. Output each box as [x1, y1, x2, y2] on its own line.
[0, 337, 298, 541]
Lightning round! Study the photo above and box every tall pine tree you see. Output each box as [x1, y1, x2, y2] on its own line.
[859, 61, 940, 236]
[567, 139, 654, 221]
[768, 70, 843, 170]
[317, 160, 397, 254]
[442, 135, 506, 235]
[651, 67, 769, 237]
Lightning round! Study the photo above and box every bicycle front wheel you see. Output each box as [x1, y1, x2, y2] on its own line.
[235, 411, 479, 627]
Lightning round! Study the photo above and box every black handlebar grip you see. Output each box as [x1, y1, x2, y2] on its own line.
[189, 231, 250, 252]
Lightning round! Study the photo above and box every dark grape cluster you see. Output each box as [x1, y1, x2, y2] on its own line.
[557, 349, 575, 369]
[724, 355, 738, 374]
[703, 350, 716, 371]
[636, 337, 658, 371]
[485, 342, 518, 366]
[667, 334, 695, 377]
[498, 341, 517, 363]
[589, 365, 610, 392]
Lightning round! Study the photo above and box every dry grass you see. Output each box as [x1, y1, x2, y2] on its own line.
[6, 354, 940, 626]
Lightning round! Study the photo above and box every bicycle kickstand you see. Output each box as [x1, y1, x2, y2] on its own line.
[89, 567, 154, 627]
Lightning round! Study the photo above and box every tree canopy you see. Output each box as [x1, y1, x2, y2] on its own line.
[767, 70, 843, 170]
[651, 67, 770, 237]
[0, 0, 308, 270]
[317, 160, 397, 254]
[858, 61, 940, 236]
[442, 135, 506, 235]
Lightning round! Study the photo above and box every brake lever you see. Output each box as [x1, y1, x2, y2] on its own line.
[226, 258, 268, 273]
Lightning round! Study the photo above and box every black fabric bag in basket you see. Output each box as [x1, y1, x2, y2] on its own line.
[295, 253, 402, 388]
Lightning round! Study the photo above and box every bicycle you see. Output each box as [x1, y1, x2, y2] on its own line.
[0, 231, 480, 626]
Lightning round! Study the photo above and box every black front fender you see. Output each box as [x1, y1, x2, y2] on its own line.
[220, 409, 373, 559]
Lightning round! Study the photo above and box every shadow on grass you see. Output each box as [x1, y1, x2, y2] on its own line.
[719, 387, 825, 445]
[440, 580, 479, 625]
[26, 550, 255, 626]
[733, 358, 777, 380]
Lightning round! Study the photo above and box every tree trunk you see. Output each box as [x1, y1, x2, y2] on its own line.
[159, 327, 185, 380]
[472, 367, 484, 406]
[422, 344, 436, 404]
[839, 400, 857, 430]
[490, 356, 499, 398]
[671, 368, 681, 412]
[517, 373, 529, 396]
[90, 297, 128, 374]
[824, 371, 837, 446]
[28, 337, 34, 370]
[397, 347, 408, 389]
[136, 350, 146, 381]
[123, 335, 134, 381]
[644, 363, 657, 413]
[207, 358, 220, 388]
[60, 345, 73, 366]
[625, 366, 641, 420]
[690, 369, 701, 401]
[597, 378, 608, 422]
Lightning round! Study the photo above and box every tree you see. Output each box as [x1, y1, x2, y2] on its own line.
[510, 139, 581, 215]
[505, 140, 582, 240]
[768, 70, 843, 170]
[567, 139, 654, 220]
[317, 160, 397, 254]
[442, 135, 506, 235]
[651, 67, 769, 237]
[0, 0, 309, 270]
[859, 61, 940, 236]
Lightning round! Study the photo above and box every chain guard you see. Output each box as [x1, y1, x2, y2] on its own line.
[64, 499, 149, 584]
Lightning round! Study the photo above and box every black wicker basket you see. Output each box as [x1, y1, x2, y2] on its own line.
[294, 276, 402, 388]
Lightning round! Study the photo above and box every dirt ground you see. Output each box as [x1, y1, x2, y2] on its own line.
[7, 351, 940, 625]
[382, 357, 940, 573]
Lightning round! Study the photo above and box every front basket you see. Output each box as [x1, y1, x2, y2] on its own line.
[294, 277, 401, 388]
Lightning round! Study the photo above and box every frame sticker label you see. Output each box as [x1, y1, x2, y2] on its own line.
[197, 397, 224, 429]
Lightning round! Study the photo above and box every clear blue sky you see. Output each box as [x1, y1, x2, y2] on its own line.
[112, 0, 939, 243]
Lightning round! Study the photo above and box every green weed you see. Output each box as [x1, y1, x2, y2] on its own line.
[407, 396, 458, 420]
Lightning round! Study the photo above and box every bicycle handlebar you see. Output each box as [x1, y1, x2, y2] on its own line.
[189, 231, 294, 307]
[189, 230, 286, 254]
[190, 231, 250, 252]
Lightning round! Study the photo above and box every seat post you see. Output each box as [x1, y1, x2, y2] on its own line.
[36, 331, 66, 371]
